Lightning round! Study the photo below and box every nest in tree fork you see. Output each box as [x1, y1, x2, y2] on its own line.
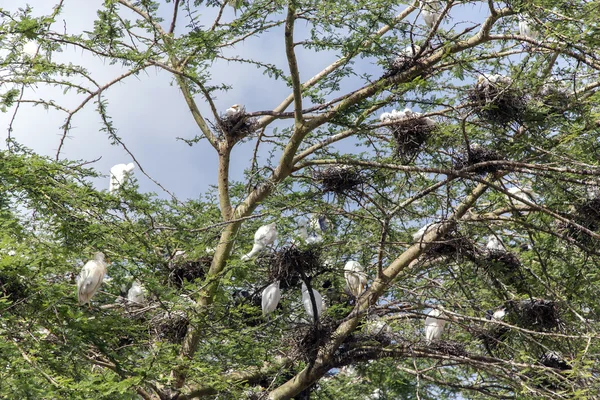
[425, 233, 476, 259]
[314, 166, 365, 194]
[386, 117, 435, 163]
[572, 197, 600, 232]
[468, 79, 527, 125]
[167, 256, 211, 288]
[453, 145, 506, 174]
[428, 340, 468, 357]
[285, 317, 337, 363]
[507, 299, 562, 331]
[481, 249, 529, 294]
[151, 311, 189, 344]
[218, 112, 258, 139]
[259, 246, 322, 290]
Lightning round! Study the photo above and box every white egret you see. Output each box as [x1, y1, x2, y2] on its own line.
[508, 186, 535, 212]
[241, 222, 277, 261]
[109, 163, 135, 194]
[424, 309, 446, 344]
[127, 280, 146, 305]
[301, 282, 323, 322]
[344, 261, 367, 297]
[261, 281, 281, 316]
[492, 308, 507, 320]
[518, 16, 538, 40]
[23, 41, 40, 58]
[420, 0, 442, 28]
[486, 236, 505, 252]
[412, 222, 440, 242]
[365, 319, 392, 335]
[379, 112, 392, 122]
[77, 252, 108, 305]
[225, 104, 243, 118]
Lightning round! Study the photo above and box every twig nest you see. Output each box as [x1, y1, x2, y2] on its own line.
[425, 233, 476, 259]
[507, 299, 562, 331]
[557, 197, 600, 243]
[427, 340, 467, 357]
[0, 272, 29, 303]
[218, 104, 258, 139]
[468, 74, 527, 124]
[258, 246, 322, 290]
[286, 318, 337, 362]
[475, 324, 510, 351]
[540, 351, 571, 370]
[539, 80, 570, 109]
[151, 311, 189, 344]
[482, 249, 528, 293]
[167, 255, 211, 288]
[453, 143, 505, 174]
[314, 165, 365, 194]
[381, 107, 436, 163]
[389, 44, 424, 73]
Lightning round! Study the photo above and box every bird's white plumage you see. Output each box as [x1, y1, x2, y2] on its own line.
[225, 104, 243, 118]
[365, 319, 391, 336]
[241, 222, 277, 261]
[344, 261, 367, 297]
[413, 222, 441, 241]
[486, 236, 505, 251]
[261, 281, 281, 316]
[379, 112, 392, 122]
[424, 309, 446, 344]
[127, 280, 146, 304]
[77, 252, 108, 305]
[420, 0, 442, 28]
[109, 163, 135, 194]
[301, 282, 323, 322]
[492, 308, 506, 320]
[518, 16, 537, 40]
[23, 41, 40, 58]
[508, 186, 535, 212]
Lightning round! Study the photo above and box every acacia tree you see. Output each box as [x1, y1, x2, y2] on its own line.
[1, 0, 600, 398]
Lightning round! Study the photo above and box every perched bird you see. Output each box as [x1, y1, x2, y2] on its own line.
[225, 104, 243, 118]
[309, 214, 330, 233]
[241, 222, 277, 261]
[22, 41, 40, 58]
[485, 307, 507, 321]
[344, 261, 367, 297]
[261, 281, 281, 316]
[77, 252, 108, 305]
[412, 222, 440, 242]
[364, 318, 392, 336]
[403, 107, 415, 118]
[109, 163, 135, 194]
[127, 280, 146, 305]
[401, 44, 422, 58]
[508, 186, 535, 212]
[301, 282, 324, 322]
[424, 308, 446, 344]
[486, 236, 505, 252]
[379, 112, 392, 122]
[420, 0, 442, 28]
[518, 16, 538, 40]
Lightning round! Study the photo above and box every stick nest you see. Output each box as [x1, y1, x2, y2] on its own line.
[285, 317, 338, 363]
[482, 249, 528, 293]
[468, 80, 527, 125]
[0, 272, 29, 302]
[426, 233, 476, 259]
[386, 118, 435, 163]
[453, 145, 505, 174]
[540, 352, 571, 370]
[387, 46, 426, 75]
[474, 325, 510, 351]
[314, 166, 365, 194]
[428, 340, 468, 357]
[167, 256, 211, 288]
[218, 112, 258, 139]
[151, 311, 189, 344]
[507, 299, 562, 331]
[258, 246, 322, 290]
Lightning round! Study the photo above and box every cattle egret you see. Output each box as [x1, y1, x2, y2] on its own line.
[518, 16, 538, 40]
[379, 112, 392, 122]
[486, 236, 505, 252]
[493, 308, 507, 320]
[261, 281, 281, 316]
[301, 282, 323, 322]
[508, 186, 535, 211]
[127, 280, 146, 304]
[77, 252, 108, 305]
[241, 222, 277, 261]
[109, 163, 135, 194]
[401, 44, 422, 58]
[420, 0, 442, 28]
[23, 41, 39, 58]
[413, 222, 441, 241]
[424, 309, 446, 344]
[344, 261, 367, 297]
[225, 104, 243, 118]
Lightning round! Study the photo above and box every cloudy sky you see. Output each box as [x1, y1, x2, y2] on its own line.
[0, 1, 492, 200]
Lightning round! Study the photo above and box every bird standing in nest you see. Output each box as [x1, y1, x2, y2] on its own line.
[486, 236, 506, 252]
[344, 261, 367, 298]
[301, 282, 324, 322]
[77, 252, 108, 306]
[225, 104, 244, 118]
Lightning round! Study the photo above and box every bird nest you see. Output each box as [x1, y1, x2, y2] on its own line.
[387, 47, 426, 75]
[314, 166, 365, 194]
[151, 311, 189, 344]
[468, 81, 527, 125]
[386, 118, 434, 163]
[474, 325, 510, 352]
[507, 299, 562, 331]
[218, 112, 258, 139]
[425, 233, 476, 259]
[540, 352, 571, 371]
[258, 246, 322, 290]
[0, 272, 29, 303]
[453, 145, 505, 174]
[574, 197, 600, 230]
[167, 256, 211, 288]
[428, 340, 468, 357]
[285, 318, 337, 363]
[482, 249, 528, 293]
